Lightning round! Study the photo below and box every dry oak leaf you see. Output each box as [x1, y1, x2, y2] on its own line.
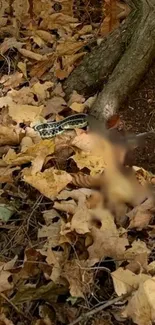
[31, 81, 54, 102]
[8, 104, 44, 123]
[0, 166, 20, 183]
[40, 12, 78, 30]
[38, 209, 62, 248]
[88, 208, 129, 265]
[43, 96, 67, 117]
[70, 102, 85, 113]
[0, 37, 24, 55]
[70, 205, 91, 234]
[56, 40, 84, 56]
[111, 267, 150, 296]
[17, 61, 27, 78]
[0, 125, 22, 146]
[123, 277, 155, 325]
[68, 91, 85, 107]
[127, 197, 154, 230]
[3, 140, 55, 170]
[0, 270, 14, 293]
[125, 240, 150, 273]
[23, 167, 72, 199]
[72, 150, 107, 176]
[0, 256, 17, 272]
[62, 260, 93, 298]
[0, 72, 24, 91]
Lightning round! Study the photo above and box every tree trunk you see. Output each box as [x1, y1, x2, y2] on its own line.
[63, 0, 139, 98]
[63, 0, 155, 121]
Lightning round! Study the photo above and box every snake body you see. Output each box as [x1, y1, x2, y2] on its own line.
[33, 113, 88, 138]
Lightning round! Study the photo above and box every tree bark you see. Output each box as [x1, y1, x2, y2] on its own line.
[91, 0, 155, 120]
[63, 0, 139, 98]
[63, 0, 155, 121]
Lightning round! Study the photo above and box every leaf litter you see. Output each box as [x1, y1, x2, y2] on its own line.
[0, 1, 154, 325]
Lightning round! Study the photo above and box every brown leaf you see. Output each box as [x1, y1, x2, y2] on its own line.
[62, 260, 93, 298]
[0, 166, 20, 183]
[127, 197, 154, 230]
[88, 208, 129, 265]
[38, 209, 62, 248]
[56, 40, 84, 56]
[23, 167, 72, 199]
[0, 37, 24, 55]
[3, 140, 55, 170]
[112, 267, 149, 296]
[18, 48, 44, 61]
[125, 240, 150, 273]
[123, 278, 155, 325]
[8, 104, 44, 123]
[43, 96, 67, 117]
[0, 72, 24, 91]
[0, 270, 13, 293]
[68, 91, 85, 107]
[0, 126, 22, 146]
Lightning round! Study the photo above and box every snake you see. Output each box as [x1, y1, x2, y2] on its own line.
[33, 113, 88, 138]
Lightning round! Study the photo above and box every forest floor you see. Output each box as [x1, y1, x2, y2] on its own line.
[120, 60, 155, 172]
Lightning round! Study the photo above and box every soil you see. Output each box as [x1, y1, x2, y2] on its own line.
[120, 60, 155, 173]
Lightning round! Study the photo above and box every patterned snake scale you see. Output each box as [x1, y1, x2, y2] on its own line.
[33, 113, 88, 138]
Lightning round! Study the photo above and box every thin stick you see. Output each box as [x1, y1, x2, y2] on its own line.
[0, 292, 31, 320]
[68, 294, 128, 325]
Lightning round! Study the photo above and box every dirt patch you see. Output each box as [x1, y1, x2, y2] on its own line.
[120, 60, 155, 172]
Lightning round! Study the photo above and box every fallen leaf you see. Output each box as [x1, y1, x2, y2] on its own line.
[62, 260, 93, 298]
[0, 37, 24, 55]
[123, 277, 155, 325]
[3, 140, 55, 171]
[43, 96, 67, 117]
[127, 197, 154, 230]
[17, 61, 27, 78]
[0, 72, 24, 91]
[8, 104, 44, 123]
[125, 240, 150, 273]
[0, 126, 22, 146]
[0, 270, 13, 292]
[0, 166, 20, 183]
[31, 81, 54, 102]
[70, 102, 85, 113]
[18, 48, 44, 61]
[68, 91, 85, 107]
[56, 40, 84, 56]
[72, 150, 106, 176]
[112, 267, 149, 296]
[38, 209, 62, 248]
[88, 208, 129, 265]
[70, 206, 91, 234]
[23, 167, 72, 199]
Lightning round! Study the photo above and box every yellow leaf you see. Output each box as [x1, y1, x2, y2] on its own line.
[17, 61, 27, 78]
[72, 150, 107, 176]
[8, 104, 44, 123]
[3, 140, 55, 170]
[70, 102, 85, 113]
[23, 167, 72, 199]
[0, 125, 22, 146]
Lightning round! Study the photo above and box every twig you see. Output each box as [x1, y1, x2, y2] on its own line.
[68, 294, 128, 325]
[0, 292, 31, 320]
